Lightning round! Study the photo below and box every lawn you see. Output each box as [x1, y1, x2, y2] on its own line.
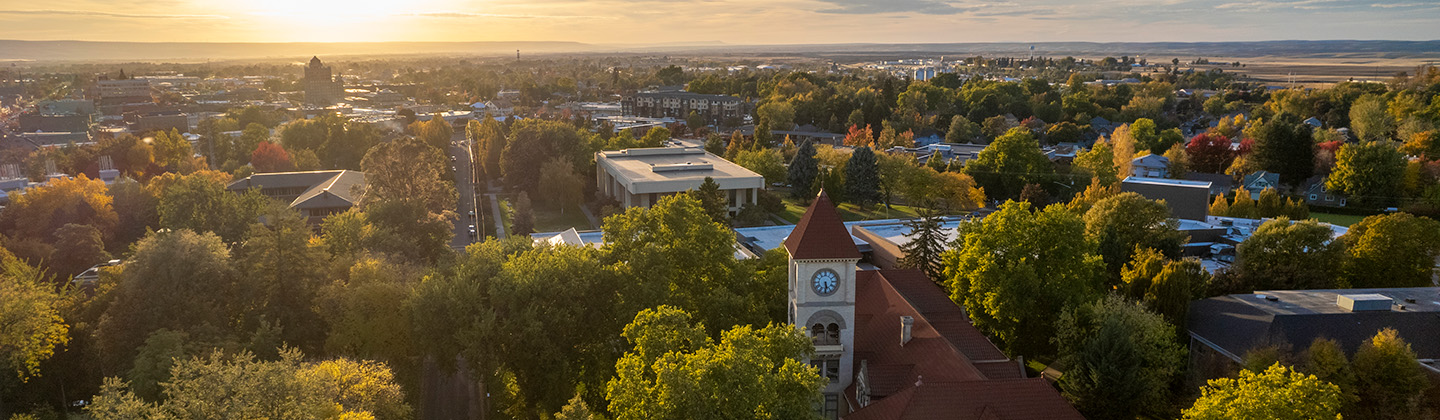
[777, 196, 924, 223]
[1310, 212, 1367, 227]
[533, 204, 594, 233]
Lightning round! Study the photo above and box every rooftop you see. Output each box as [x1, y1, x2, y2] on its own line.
[784, 191, 862, 260]
[597, 147, 762, 187]
[1188, 287, 1440, 362]
[1122, 176, 1212, 188]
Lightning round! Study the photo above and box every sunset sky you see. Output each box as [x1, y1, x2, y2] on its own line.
[1, 0, 1437, 44]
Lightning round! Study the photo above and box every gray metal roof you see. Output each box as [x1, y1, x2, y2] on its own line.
[1188, 287, 1440, 361]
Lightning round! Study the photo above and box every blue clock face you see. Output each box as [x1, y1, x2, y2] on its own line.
[812, 270, 838, 295]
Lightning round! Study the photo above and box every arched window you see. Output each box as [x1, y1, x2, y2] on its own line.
[812, 324, 825, 341]
[826, 323, 840, 345]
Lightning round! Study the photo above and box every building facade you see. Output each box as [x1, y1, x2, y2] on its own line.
[620, 91, 744, 126]
[96, 78, 153, 107]
[595, 147, 765, 213]
[304, 56, 345, 105]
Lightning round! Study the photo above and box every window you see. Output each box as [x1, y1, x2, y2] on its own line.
[826, 323, 840, 344]
[812, 324, 825, 339]
[1325, 194, 1334, 201]
[1309, 194, 1318, 200]
[1339, 198, 1346, 206]
[823, 394, 839, 419]
[810, 357, 841, 381]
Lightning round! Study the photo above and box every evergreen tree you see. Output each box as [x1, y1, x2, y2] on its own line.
[1248, 113, 1315, 186]
[689, 177, 730, 226]
[845, 146, 881, 207]
[898, 214, 946, 280]
[725, 130, 746, 159]
[787, 141, 819, 199]
[753, 118, 774, 150]
[925, 151, 947, 172]
[511, 192, 535, 236]
[704, 133, 726, 156]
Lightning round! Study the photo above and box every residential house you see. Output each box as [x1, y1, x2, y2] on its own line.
[1130, 154, 1170, 178]
[1240, 170, 1281, 198]
[1303, 175, 1346, 208]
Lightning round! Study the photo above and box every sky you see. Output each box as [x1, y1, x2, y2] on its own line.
[0, 0, 1437, 45]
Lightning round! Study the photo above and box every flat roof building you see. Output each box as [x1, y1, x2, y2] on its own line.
[596, 147, 764, 213]
[1121, 176, 1212, 221]
[1188, 287, 1440, 374]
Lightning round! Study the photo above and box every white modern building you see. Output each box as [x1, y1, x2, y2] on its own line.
[595, 147, 764, 213]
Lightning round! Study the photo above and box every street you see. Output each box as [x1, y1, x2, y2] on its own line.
[447, 129, 478, 251]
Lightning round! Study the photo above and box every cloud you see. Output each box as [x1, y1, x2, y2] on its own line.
[403, 11, 598, 19]
[0, 9, 228, 19]
[814, 0, 974, 14]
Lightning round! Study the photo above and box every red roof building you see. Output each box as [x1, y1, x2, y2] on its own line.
[786, 191, 1082, 420]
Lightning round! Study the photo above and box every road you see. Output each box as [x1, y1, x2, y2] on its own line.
[447, 129, 479, 251]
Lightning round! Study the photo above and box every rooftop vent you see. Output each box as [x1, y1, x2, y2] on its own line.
[900, 316, 914, 346]
[650, 162, 713, 173]
[1337, 294, 1392, 312]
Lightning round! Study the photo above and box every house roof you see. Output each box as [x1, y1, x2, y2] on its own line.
[1188, 287, 1440, 361]
[844, 269, 1081, 420]
[784, 190, 861, 260]
[227, 170, 365, 209]
[844, 379, 1082, 420]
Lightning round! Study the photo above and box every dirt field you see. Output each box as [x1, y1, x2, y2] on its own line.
[1168, 56, 1438, 87]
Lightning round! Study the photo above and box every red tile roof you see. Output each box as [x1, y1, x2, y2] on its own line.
[784, 190, 861, 260]
[844, 379, 1083, 420]
[844, 269, 1082, 420]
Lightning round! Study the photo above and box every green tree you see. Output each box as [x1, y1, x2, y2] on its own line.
[1054, 295, 1185, 419]
[94, 229, 238, 373]
[1084, 192, 1187, 282]
[469, 116, 508, 181]
[361, 136, 456, 216]
[1338, 213, 1440, 288]
[88, 350, 411, 420]
[511, 192, 535, 236]
[235, 208, 329, 353]
[538, 157, 584, 214]
[686, 110, 706, 131]
[690, 177, 730, 226]
[844, 146, 881, 207]
[734, 148, 786, 186]
[235, 123, 271, 165]
[1163, 142, 1189, 179]
[49, 223, 111, 278]
[1144, 257, 1207, 331]
[1351, 328, 1432, 420]
[704, 133, 726, 156]
[1233, 218, 1344, 290]
[125, 329, 189, 401]
[943, 200, 1102, 356]
[555, 393, 596, 420]
[605, 306, 823, 420]
[1046, 121, 1083, 144]
[108, 177, 159, 247]
[0, 250, 69, 383]
[897, 214, 946, 280]
[1327, 141, 1406, 207]
[1182, 363, 1343, 420]
[1350, 94, 1395, 142]
[787, 140, 819, 198]
[640, 126, 671, 148]
[603, 194, 780, 331]
[501, 119, 590, 195]
[964, 127, 1054, 199]
[946, 115, 979, 143]
[155, 171, 269, 243]
[1248, 113, 1315, 186]
[1300, 338, 1357, 412]
[408, 115, 454, 151]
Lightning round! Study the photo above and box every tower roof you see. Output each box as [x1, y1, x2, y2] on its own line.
[784, 189, 861, 260]
[310, 56, 322, 66]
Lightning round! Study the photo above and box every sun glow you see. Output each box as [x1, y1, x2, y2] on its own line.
[208, 0, 453, 42]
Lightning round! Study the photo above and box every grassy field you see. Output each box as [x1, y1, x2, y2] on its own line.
[777, 196, 924, 223]
[533, 204, 594, 233]
[1310, 212, 1367, 227]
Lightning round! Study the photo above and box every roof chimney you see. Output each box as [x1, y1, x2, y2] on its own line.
[900, 316, 914, 346]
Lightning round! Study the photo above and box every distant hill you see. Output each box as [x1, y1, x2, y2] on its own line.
[2, 39, 1437, 62]
[0, 40, 595, 61]
[675, 40, 1440, 59]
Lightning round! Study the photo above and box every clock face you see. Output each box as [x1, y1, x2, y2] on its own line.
[812, 270, 838, 295]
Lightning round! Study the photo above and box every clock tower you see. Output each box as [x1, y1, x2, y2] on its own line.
[783, 190, 859, 415]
